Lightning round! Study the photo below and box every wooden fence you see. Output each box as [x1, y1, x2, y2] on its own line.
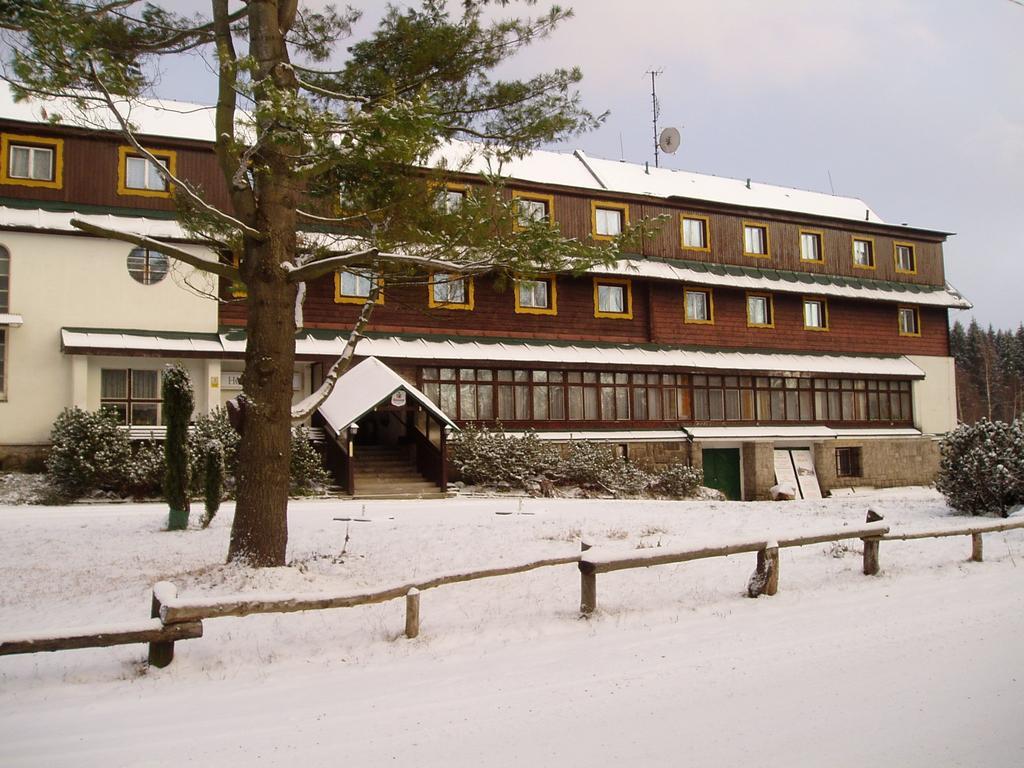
[2, 510, 1023, 668]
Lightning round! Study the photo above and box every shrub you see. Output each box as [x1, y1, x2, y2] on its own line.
[189, 408, 239, 494]
[45, 407, 132, 499]
[125, 441, 165, 498]
[162, 364, 194, 529]
[936, 418, 1024, 517]
[654, 462, 704, 498]
[449, 425, 560, 486]
[202, 439, 225, 527]
[556, 441, 622, 488]
[290, 426, 331, 495]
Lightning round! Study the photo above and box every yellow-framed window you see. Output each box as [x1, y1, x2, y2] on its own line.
[592, 277, 633, 319]
[1, 133, 64, 189]
[852, 237, 876, 270]
[511, 191, 555, 229]
[335, 270, 385, 305]
[742, 222, 770, 258]
[435, 182, 468, 213]
[897, 305, 921, 337]
[894, 242, 917, 274]
[117, 146, 177, 198]
[591, 201, 629, 240]
[428, 271, 474, 310]
[683, 287, 714, 324]
[799, 229, 825, 263]
[802, 297, 829, 331]
[681, 214, 711, 252]
[746, 292, 774, 328]
[514, 274, 557, 315]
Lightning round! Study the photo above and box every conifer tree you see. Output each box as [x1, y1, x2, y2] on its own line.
[162, 364, 194, 530]
[1, 1, 651, 565]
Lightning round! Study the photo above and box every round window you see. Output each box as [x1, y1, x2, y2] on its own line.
[127, 248, 169, 285]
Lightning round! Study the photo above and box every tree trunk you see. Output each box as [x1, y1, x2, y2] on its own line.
[228, 235, 297, 566]
[226, 0, 303, 567]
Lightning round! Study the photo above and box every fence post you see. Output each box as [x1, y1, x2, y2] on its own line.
[579, 541, 596, 616]
[765, 542, 779, 596]
[747, 541, 779, 597]
[148, 582, 177, 668]
[404, 588, 421, 639]
[862, 509, 883, 576]
[971, 533, 984, 563]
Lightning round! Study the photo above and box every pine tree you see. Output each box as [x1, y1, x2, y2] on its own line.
[1, 2, 654, 565]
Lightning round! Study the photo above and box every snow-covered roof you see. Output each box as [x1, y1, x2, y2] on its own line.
[349, 335, 926, 379]
[62, 328, 927, 379]
[431, 141, 887, 225]
[0, 205, 189, 239]
[591, 258, 972, 309]
[686, 426, 922, 440]
[0, 85, 228, 143]
[317, 356, 456, 436]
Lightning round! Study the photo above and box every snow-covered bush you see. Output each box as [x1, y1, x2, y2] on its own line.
[556, 441, 621, 488]
[125, 441, 165, 498]
[45, 407, 132, 499]
[188, 408, 239, 494]
[936, 418, 1024, 517]
[290, 426, 331, 495]
[654, 463, 704, 498]
[450, 425, 560, 486]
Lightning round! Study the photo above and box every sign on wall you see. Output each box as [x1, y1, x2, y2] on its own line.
[390, 390, 407, 407]
[222, 372, 302, 391]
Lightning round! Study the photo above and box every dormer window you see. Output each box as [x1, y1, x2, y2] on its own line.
[1, 134, 63, 189]
[681, 215, 710, 251]
[743, 223, 770, 257]
[436, 184, 467, 213]
[335, 270, 384, 305]
[852, 238, 875, 269]
[894, 243, 917, 274]
[591, 202, 628, 240]
[512, 192, 554, 228]
[799, 230, 824, 263]
[117, 146, 176, 198]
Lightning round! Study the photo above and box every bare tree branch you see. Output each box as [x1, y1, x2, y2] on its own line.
[70, 218, 240, 281]
[290, 291, 378, 421]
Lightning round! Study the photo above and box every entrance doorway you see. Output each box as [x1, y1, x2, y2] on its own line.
[702, 448, 742, 500]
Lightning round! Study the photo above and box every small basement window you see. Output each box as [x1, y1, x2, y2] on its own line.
[835, 447, 862, 478]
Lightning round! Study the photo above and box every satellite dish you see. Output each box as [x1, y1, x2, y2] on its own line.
[658, 127, 681, 154]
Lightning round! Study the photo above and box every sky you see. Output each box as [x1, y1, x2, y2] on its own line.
[146, 1, 1023, 330]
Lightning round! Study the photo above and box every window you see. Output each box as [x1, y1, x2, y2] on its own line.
[512, 192, 554, 228]
[591, 202, 628, 240]
[429, 272, 473, 310]
[127, 248, 169, 285]
[852, 238, 875, 269]
[898, 306, 920, 336]
[593, 278, 632, 319]
[799, 230, 824, 263]
[684, 288, 713, 324]
[681, 215, 710, 251]
[802, 298, 828, 331]
[746, 293, 774, 327]
[1, 133, 63, 189]
[515, 275, 557, 315]
[0, 326, 5, 398]
[117, 146, 176, 198]
[835, 447, 863, 478]
[335, 270, 384, 305]
[894, 243, 916, 274]
[101, 369, 162, 426]
[436, 184, 466, 213]
[743, 223, 769, 257]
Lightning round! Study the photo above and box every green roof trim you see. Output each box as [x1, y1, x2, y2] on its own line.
[0, 196, 181, 220]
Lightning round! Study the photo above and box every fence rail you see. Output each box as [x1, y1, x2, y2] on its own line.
[2, 510, 1022, 668]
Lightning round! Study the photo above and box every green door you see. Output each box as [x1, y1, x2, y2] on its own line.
[702, 448, 741, 500]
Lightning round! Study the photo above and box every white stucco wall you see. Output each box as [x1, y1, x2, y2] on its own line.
[0, 230, 219, 444]
[907, 354, 958, 435]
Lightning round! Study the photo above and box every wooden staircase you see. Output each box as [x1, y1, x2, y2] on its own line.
[349, 444, 447, 500]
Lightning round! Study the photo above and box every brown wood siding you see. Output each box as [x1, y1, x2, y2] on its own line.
[490, 180, 947, 287]
[0, 125, 232, 212]
[222, 273, 949, 358]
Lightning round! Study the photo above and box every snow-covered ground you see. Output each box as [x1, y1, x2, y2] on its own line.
[2, 489, 1023, 767]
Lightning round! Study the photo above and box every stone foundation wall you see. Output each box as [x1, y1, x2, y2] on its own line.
[814, 438, 941, 492]
[0, 444, 48, 472]
[626, 440, 693, 471]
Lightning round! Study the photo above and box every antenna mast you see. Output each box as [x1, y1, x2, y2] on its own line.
[646, 68, 663, 167]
